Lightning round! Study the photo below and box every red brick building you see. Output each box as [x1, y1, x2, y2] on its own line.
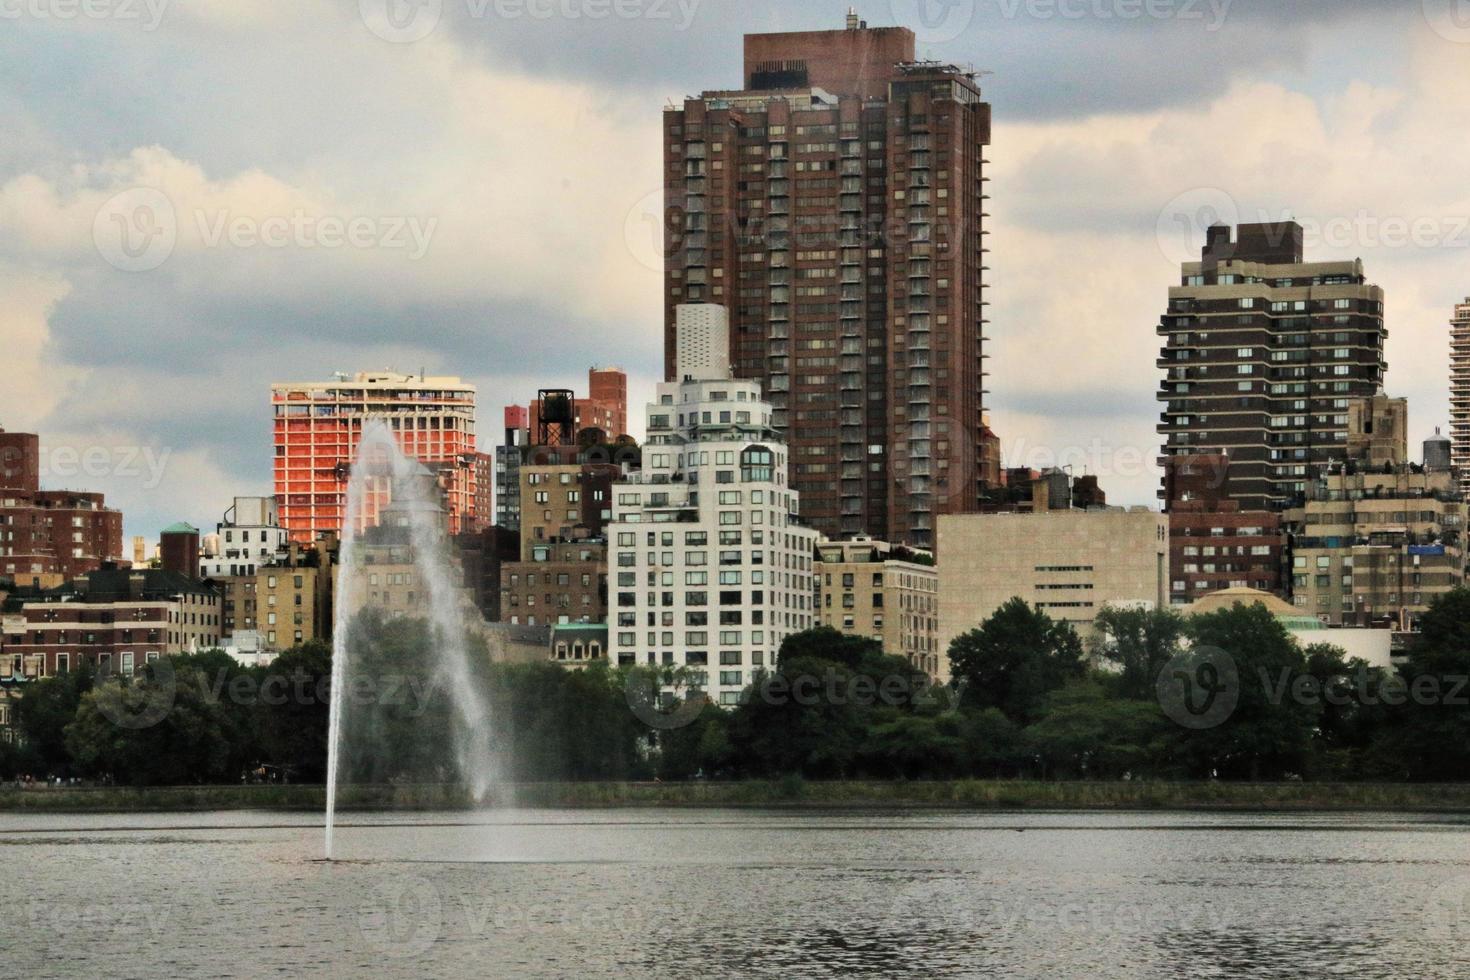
[525, 366, 630, 443]
[6, 567, 221, 678]
[0, 427, 125, 581]
[662, 16, 993, 548]
[1163, 454, 1286, 605]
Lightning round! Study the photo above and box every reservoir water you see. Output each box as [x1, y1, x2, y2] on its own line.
[5, 808, 1469, 978]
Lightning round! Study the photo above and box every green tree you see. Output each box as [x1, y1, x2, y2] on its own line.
[253, 641, 332, 782]
[1175, 603, 1317, 780]
[1091, 606, 1188, 700]
[14, 664, 95, 777]
[947, 598, 1085, 726]
[1025, 679, 1180, 779]
[65, 658, 248, 785]
[1362, 589, 1470, 781]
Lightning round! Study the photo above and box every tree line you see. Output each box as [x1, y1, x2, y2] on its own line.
[5, 591, 1470, 787]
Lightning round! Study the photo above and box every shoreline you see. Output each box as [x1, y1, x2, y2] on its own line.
[4, 780, 1470, 814]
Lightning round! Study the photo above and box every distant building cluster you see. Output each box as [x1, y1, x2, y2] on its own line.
[5, 15, 1470, 744]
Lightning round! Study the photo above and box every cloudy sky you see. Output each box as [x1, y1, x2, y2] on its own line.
[2, 0, 1469, 540]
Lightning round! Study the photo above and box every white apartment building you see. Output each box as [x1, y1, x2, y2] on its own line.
[200, 496, 290, 579]
[607, 305, 819, 706]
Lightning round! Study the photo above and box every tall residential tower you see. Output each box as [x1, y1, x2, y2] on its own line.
[1158, 222, 1387, 510]
[662, 16, 992, 548]
[1450, 298, 1470, 494]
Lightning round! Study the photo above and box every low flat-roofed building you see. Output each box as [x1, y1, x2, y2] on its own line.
[938, 509, 1169, 681]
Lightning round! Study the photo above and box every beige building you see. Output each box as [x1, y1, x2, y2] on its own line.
[815, 537, 940, 677]
[1283, 392, 1465, 632]
[1283, 463, 1465, 633]
[216, 540, 334, 652]
[937, 510, 1170, 679]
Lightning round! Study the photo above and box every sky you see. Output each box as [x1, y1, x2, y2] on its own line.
[2, 0, 1469, 541]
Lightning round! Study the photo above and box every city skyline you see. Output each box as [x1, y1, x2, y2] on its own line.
[1, 2, 1468, 543]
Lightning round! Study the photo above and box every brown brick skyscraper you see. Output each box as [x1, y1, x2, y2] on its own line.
[662, 14, 992, 548]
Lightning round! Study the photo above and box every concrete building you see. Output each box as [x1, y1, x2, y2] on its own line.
[271, 372, 483, 542]
[663, 17, 994, 548]
[500, 540, 608, 627]
[1282, 396, 1466, 632]
[1451, 298, 1470, 494]
[937, 509, 1170, 678]
[608, 304, 819, 706]
[0, 427, 125, 580]
[815, 536, 939, 676]
[201, 497, 291, 579]
[1158, 222, 1387, 511]
[7, 568, 221, 678]
[516, 445, 627, 559]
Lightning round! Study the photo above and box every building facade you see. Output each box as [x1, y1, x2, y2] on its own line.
[272, 372, 482, 541]
[7, 568, 221, 678]
[937, 509, 1170, 679]
[500, 541, 608, 627]
[495, 406, 531, 532]
[201, 496, 291, 579]
[0, 427, 124, 580]
[1158, 222, 1388, 511]
[815, 536, 939, 676]
[1282, 395, 1466, 631]
[216, 540, 334, 652]
[1163, 453, 1286, 605]
[608, 305, 819, 706]
[663, 17, 993, 548]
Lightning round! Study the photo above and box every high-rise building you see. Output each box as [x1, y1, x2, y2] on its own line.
[1450, 298, 1470, 493]
[608, 304, 819, 706]
[1158, 222, 1387, 511]
[271, 372, 482, 541]
[0, 426, 125, 580]
[663, 17, 992, 548]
